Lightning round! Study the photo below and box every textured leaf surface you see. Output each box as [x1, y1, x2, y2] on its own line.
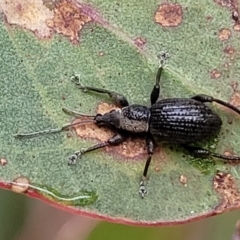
[1, 0, 240, 225]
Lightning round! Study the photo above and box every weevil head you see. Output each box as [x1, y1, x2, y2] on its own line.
[94, 105, 150, 133]
[94, 109, 121, 128]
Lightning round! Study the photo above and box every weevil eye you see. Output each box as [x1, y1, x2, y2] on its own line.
[94, 113, 103, 124]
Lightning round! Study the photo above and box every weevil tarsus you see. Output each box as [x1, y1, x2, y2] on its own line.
[67, 133, 126, 166]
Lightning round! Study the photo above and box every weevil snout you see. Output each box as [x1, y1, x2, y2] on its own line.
[94, 110, 121, 128]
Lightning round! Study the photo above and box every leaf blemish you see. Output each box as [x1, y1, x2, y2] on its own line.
[224, 46, 236, 55]
[213, 171, 240, 213]
[11, 176, 30, 194]
[134, 37, 146, 48]
[0, 0, 53, 38]
[213, 0, 235, 8]
[230, 92, 240, 108]
[179, 175, 188, 186]
[154, 3, 183, 27]
[210, 69, 221, 79]
[0, 158, 8, 166]
[45, 0, 92, 43]
[218, 28, 232, 41]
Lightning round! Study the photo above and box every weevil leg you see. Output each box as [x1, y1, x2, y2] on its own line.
[62, 107, 95, 118]
[13, 121, 91, 138]
[150, 66, 163, 105]
[139, 134, 155, 198]
[71, 75, 129, 107]
[150, 51, 170, 105]
[192, 94, 240, 115]
[183, 145, 240, 161]
[68, 133, 126, 165]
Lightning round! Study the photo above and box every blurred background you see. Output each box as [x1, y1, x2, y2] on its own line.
[1, 188, 239, 240]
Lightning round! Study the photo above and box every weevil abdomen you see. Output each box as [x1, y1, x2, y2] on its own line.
[149, 98, 222, 143]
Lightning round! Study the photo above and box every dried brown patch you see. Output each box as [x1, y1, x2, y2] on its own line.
[97, 102, 117, 114]
[210, 69, 221, 79]
[11, 176, 30, 193]
[154, 3, 183, 27]
[206, 16, 213, 21]
[230, 92, 240, 108]
[233, 23, 240, 31]
[0, 0, 53, 37]
[224, 46, 236, 55]
[223, 62, 232, 69]
[214, 0, 237, 8]
[218, 28, 232, 41]
[213, 171, 240, 212]
[232, 10, 239, 22]
[231, 81, 238, 91]
[46, 0, 91, 43]
[134, 37, 146, 48]
[43, 0, 61, 10]
[179, 175, 188, 186]
[0, 158, 7, 166]
[72, 103, 148, 159]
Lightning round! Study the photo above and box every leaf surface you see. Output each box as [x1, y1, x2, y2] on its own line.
[1, 0, 240, 225]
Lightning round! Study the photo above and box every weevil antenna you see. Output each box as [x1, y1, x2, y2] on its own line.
[14, 119, 96, 138]
[62, 107, 95, 118]
[212, 98, 240, 115]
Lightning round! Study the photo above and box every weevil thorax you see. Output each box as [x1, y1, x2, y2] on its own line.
[94, 104, 151, 133]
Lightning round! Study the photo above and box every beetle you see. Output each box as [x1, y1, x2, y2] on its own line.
[15, 59, 240, 198]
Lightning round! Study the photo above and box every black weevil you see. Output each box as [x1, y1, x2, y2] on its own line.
[15, 55, 240, 198]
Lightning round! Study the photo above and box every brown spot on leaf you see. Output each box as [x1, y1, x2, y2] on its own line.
[72, 103, 146, 159]
[179, 175, 188, 186]
[213, 171, 240, 212]
[43, 0, 61, 10]
[218, 28, 232, 41]
[46, 0, 91, 43]
[233, 23, 240, 31]
[210, 69, 221, 79]
[97, 102, 117, 114]
[224, 46, 236, 55]
[214, 0, 237, 8]
[230, 92, 240, 108]
[134, 37, 146, 48]
[206, 15, 213, 21]
[0, 158, 7, 166]
[11, 176, 30, 193]
[232, 10, 239, 21]
[223, 62, 232, 69]
[0, 0, 53, 37]
[231, 81, 238, 91]
[154, 3, 183, 27]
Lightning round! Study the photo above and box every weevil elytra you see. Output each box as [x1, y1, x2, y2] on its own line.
[15, 55, 240, 198]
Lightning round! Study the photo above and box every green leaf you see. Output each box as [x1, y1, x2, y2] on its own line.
[1, 0, 240, 225]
